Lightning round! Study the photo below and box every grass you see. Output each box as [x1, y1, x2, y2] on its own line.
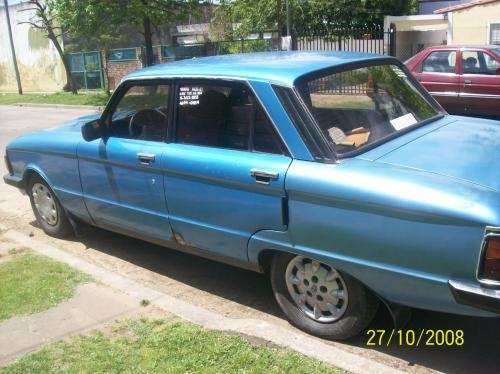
[311, 93, 375, 110]
[0, 92, 109, 107]
[0, 251, 91, 321]
[1, 319, 341, 373]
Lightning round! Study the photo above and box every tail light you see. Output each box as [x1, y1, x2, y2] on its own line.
[478, 228, 500, 284]
[4, 152, 13, 175]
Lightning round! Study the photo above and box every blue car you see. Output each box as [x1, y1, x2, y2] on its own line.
[4, 52, 500, 339]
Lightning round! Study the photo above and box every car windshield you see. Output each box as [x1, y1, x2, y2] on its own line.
[297, 63, 442, 155]
[491, 48, 500, 57]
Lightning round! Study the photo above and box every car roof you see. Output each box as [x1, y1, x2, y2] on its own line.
[123, 51, 390, 87]
[424, 45, 500, 50]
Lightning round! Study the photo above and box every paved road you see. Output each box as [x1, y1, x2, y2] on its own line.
[1, 105, 499, 373]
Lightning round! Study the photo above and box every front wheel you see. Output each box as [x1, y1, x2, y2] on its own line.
[28, 175, 73, 238]
[270, 253, 379, 340]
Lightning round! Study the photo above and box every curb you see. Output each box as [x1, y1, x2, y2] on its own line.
[3, 229, 406, 374]
[10, 103, 102, 111]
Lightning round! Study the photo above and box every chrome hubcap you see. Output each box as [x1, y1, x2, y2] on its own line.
[32, 183, 58, 226]
[285, 256, 348, 323]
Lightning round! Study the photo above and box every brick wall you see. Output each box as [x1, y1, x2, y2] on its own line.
[105, 47, 144, 90]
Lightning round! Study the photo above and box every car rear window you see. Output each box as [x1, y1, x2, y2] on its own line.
[295, 63, 442, 156]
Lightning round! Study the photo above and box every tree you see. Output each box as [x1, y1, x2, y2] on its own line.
[55, 0, 198, 68]
[212, 0, 418, 38]
[18, 0, 77, 93]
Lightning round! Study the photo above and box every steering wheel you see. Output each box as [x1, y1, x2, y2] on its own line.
[129, 108, 167, 139]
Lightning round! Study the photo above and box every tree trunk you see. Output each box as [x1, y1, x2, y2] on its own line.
[143, 16, 154, 67]
[47, 28, 77, 94]
[100, 48, 111, 96]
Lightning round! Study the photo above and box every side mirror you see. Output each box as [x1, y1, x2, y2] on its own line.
[81, 119, 103, 142]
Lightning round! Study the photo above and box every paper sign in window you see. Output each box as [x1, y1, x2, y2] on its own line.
[390, 113, 417, 131]
[179, 86, 203, 106]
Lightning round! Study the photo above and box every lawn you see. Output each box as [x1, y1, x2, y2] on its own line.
[0, 92, 109, 107]
[1, 319, 341, 373]
[0, 251, 91, 321]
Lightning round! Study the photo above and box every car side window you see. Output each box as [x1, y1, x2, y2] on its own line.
[462, 51, 500, 75]
[421, 51, 456, 73]
[175, 81, 284, 154]
[109, 83, 170, 142]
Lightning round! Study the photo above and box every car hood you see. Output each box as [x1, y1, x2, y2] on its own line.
[376, 116, 500, 192]
[43, 113, 101, 133]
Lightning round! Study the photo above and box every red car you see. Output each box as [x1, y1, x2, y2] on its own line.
[405, 45, 500, 117]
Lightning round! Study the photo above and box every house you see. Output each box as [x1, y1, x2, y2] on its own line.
[434, 0, 500, 45]
[384, 0, 500, 60]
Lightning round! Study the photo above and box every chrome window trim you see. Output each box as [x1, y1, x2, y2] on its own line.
[429, 91, 459, 97]
[459, 93, 500, 99]
[476, 226, 500, 288]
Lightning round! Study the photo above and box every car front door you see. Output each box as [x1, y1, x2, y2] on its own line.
[459, 49, 500, 117]
[78, 80, 174, 243]
[413, 49, 462, 114]
[163, 79, 292, 261]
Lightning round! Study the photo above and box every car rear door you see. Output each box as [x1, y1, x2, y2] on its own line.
[78, 80, 174, 243]
[163, 79, 291, 262]
[413, 49, 462, 114]
[459, 49, 500, 117]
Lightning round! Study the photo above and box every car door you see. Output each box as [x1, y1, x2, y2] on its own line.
[163, 79, 292, 261]
[413, 49, 462, 114]
[459, 49, 500, 117]
[78, 80, 174, 243]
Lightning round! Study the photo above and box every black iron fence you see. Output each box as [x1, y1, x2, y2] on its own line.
[294, 26, 395, 56]
[67, 25, 396, 90]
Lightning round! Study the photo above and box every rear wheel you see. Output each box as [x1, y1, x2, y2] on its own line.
[270, 253, 379, 340]
[28, 175, 73, 238]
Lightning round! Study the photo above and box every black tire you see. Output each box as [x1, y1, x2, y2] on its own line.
[270, 252, 379, 340]
[27, 174, 74, 238]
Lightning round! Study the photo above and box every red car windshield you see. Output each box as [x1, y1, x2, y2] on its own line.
[297, 63, 442, 155]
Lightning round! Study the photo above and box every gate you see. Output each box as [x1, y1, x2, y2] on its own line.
[68, 51, 104, 90]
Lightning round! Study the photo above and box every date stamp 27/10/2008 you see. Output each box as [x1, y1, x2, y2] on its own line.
[366, 329, 464, 347]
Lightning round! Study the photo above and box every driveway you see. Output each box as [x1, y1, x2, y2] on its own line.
[1, 105, 499, 373]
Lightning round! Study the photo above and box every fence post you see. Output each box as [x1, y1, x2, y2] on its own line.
[389, 23, 397, 57]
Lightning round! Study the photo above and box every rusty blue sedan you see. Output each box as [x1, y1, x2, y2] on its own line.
[4, 52, 500, 339]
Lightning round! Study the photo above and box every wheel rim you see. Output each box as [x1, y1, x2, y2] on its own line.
[285, 256, 348, 323]
[32, 183, 58, 226]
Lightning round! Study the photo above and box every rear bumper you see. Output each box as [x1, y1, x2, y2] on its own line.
[3, 173, 24, 190]
[449, 280, 500, 315]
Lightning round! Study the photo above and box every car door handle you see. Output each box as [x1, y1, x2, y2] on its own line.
[250, 169, 279, 185]
[464, 79, 472, 84]
[137, 152, 155, 165]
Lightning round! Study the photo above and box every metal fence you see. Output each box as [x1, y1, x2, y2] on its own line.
[68, 51, 104, 90]
[295, 26, 394, 56]
[161, 38, 280, 62]
[67, 25, 395, 91]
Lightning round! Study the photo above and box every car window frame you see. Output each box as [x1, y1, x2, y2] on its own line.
[101, 78, 174, 143]
[169, 77, 290, 156]
[290, 58, 446, 160]
[459, 49, 500, 76]
[418, 49, 459, 75]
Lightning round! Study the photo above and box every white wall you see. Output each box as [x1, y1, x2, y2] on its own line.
[0, 1, 65, 92]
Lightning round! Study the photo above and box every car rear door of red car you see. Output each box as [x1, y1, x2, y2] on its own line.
[459, 49, 500, 117]
[412, 49, 462, 114]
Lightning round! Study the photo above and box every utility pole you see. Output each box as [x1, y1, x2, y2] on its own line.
[3, 0, 22, 94]
[285, 0, 291, 36]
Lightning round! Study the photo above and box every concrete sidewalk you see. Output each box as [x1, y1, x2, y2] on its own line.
[0, 283, 139, 366]
[2, 228, 404, 374]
